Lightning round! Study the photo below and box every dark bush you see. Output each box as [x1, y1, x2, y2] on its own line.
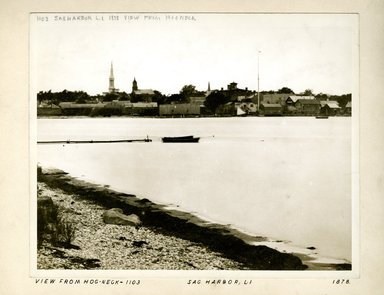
[37, 199, 76, 248]
[51, 216, 77, 246]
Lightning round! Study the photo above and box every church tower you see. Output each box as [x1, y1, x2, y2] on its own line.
[206, 81, 212, 96]
[109, 62, 115, 93]
[132, 77, 138, 93]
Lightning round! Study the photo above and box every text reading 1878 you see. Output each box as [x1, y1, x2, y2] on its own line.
[333, 279, 350, 284]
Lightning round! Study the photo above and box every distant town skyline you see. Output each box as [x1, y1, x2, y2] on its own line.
[31, 13, 358, 96]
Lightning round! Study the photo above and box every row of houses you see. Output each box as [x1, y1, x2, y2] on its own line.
[37, 97, 351, 117]
[260, 94, 351, 116]
[37, 101, 157, 117]
[38, 101, 203, 117]
[37, 91, 351, 117]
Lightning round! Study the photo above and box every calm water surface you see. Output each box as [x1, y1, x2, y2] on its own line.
[37, 117, 352, 261]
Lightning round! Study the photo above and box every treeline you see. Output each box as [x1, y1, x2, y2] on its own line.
[37, 84, 212, 106]
[37, 90, 129, 105]
[37, 86, 352, 109]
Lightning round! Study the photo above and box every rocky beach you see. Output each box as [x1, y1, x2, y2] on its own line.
[37, 166, 310, 270]
[37, 181, 244, 270]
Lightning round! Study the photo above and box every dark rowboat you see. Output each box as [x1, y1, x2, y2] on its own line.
[162, 135, 200, 143]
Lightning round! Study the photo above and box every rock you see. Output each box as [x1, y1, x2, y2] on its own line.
[110, 208, 123, 214]
[38, 196, 54, 207]
[37, 196, 58, 223]
[37, 166, 43, 177]
[41, 167, 68, 175]
[103, 208, 142, 226]
[132, 240, 148, 247]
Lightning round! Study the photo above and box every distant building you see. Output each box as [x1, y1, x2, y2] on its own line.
[227, 82, 238, 91]
[37, 104, 62, 116]
[220, 82, 254, 102]
[262, 93, 291, 105]
[284, 95, 316, 115]
[320, 100, 341, 116]
[285, 95, 315, 105]
[128, 102, 158, 116]
[215, 101, 261, 116]
[132, 77, 138, 92]
[59, 102, 105, 116]
[103, 101, 158, 116]
[131, 78, 156, 102]
[159, 103, 200, 116]
[107, 63, 119, 93]
[189, 96, 206, 105]
[295, 99, 321, 115]
[259, 103, 283, 116]
[343, 101, 352, 116]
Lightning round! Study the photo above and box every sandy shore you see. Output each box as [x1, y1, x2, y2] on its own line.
[37, 182, 245, 270]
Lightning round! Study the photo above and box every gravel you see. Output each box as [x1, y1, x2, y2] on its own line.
[37, 182, 245, 270]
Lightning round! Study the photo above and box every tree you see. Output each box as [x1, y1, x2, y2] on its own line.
[75, 91, 90, 103]
[118, 91, 130, 101]
[277, 87, 295, 94]
[37, 90, 56, 105]
[152, 90, 165, 104]
[179, 85, 196, 100]
[37, 91, 45, 105]
[37, 89, 93, 105]
[302, 89, 314, 96]
[261, 90, 275, 95]
[204, 91, 230, 113]
[315, 93, 329, 101]
[103, 92, 119, 102]
[338, 93, 352, 108]
[165, 93, 185, 104]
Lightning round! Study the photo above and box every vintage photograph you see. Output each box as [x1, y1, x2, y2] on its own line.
[31, 13, 357, 273]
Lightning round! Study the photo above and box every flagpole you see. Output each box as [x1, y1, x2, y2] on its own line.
[257, 50, 261, 113]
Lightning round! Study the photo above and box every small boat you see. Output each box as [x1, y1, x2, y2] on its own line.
[162, 135, 200, 143]
[316, 115, 329, 119]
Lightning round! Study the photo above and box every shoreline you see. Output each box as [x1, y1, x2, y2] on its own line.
[37, 166, 351, 271]
[37, 115, 351, 120]
[37, 182, 243, 270]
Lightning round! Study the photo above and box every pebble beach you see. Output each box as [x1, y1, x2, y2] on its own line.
[37, 182, 245, 270]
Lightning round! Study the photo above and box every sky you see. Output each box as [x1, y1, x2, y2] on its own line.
[30, 13, 358, 96]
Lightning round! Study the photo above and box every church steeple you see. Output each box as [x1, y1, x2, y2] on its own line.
[206, 81, 212, 96]
[132, 77, 138, 92]
[109, 62, 115, 93]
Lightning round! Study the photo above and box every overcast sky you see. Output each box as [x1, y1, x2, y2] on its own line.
[31, 13, 358, 96]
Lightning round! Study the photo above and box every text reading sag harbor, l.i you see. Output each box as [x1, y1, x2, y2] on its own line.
[187, 279, 253, 285]
[36, 14, 197, 22]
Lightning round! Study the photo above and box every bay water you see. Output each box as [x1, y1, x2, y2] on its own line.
[37, 117, 352, 262]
